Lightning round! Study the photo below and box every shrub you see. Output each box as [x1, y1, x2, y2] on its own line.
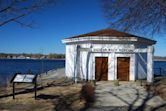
[81, 82, 95, 103]
[114, 79, 119, 86]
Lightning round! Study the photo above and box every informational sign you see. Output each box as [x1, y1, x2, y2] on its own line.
[13, 74, 35, 83]
[11, 73, 38, 99]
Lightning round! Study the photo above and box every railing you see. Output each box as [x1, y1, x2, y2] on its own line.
[154, 67, 166, 77]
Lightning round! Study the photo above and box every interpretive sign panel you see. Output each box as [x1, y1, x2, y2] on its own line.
[13, 74, 35, 83]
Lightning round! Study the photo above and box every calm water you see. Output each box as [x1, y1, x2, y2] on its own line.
[153, 61, 166, 76]
[0, 59, 65, 86]
[0, 59, 166, 86]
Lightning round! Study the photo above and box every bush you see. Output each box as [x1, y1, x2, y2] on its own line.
[114, 79, 119, 86]
[81, 82, 95, 103]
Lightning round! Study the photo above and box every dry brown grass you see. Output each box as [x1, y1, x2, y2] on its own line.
[0, 78, 86, 111]
[143, 77, 166, 101]
[153, 77, 166, 100]
[81, 82, 95, 103]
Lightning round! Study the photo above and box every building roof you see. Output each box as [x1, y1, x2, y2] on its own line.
[71, 28, 138, 38]
[63, 28, 156, 45]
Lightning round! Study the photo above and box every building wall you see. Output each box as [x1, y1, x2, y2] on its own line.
[135, 53, 147, 79]
[65, 43, 148, 81]
[65, 44, 75, 78]
[135, 45, 148, 79]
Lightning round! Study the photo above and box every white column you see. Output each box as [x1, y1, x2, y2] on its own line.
[75, 45, 81, 83]
[132, 53, 136, 81]
[74, 45, 77, 83]
[147, 46, 154, 83]
[108, 52, 115, 80]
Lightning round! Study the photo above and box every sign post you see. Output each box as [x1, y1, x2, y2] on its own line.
[12, 82, 15, 99]
[34, 79, 37, 99]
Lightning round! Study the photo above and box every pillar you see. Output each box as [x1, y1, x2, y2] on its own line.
[147, 46, 154, 83]
[74, 45, 80, 83]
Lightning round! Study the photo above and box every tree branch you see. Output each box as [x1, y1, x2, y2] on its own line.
[0, 13, 27, 26]
[101, 0, 166, 36]
[0, 0, 57, 27]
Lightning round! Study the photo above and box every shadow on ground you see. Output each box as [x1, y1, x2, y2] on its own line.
[0, 78, 166, 111]
[0, 77, 73, 99]
[37, 94, 60, 100]
[89, 81, 166, 111]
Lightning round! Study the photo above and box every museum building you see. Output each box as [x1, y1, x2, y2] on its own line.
[62, 28, 156, 82]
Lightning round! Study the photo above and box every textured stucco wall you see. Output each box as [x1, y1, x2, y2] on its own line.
[135, 53, 147, 79]
[65, 42, 153, 81]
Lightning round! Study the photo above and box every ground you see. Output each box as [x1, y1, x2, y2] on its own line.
[0, 68, 86, 111]
[0, 69, 166, 111]
[88, 81, 166, 111]
[0, 78, 85, 111]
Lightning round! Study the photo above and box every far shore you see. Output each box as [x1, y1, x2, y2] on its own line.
[1, 58, 166, 61]
[154, 59, 166, 61]
[0, 58, 65, 60]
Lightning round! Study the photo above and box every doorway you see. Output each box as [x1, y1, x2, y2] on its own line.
[95, 57, 108, 81]
[117, 57, 130, 81]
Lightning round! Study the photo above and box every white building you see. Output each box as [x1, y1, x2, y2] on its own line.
[62, 29, 156, 82]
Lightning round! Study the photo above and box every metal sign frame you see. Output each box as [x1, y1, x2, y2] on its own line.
[10, 73, 38, 99]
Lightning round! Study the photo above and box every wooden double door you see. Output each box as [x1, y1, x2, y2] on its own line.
[95, 57, 108, 81]
[95, 57, 130, 81]
[117, 57, 130, 81]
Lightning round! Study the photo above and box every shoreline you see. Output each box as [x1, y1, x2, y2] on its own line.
[0, 58, 65, 60]
[154, 59, 166, 61]
[0, 67, 65, 88]
[1, 58, 166, 61]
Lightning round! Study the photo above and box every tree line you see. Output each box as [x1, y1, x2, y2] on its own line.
[0, 53, 65, 59]
[154, 56, 166, 61]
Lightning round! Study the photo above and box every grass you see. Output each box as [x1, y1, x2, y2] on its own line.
[137, 77, 166, 101]
[153, 77, 166, 100]
[0, 77, 86, 111]
[0, 76, 166, 111]
[113, 79, 119, 86]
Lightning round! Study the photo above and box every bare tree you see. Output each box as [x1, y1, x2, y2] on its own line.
[101, 0, 166, 36]
[0, 0, 57, 27]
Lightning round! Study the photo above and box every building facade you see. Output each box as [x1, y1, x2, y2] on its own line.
[62, 29, 156, 82]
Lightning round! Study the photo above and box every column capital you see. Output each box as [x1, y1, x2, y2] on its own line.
[147, 45, 154, 53]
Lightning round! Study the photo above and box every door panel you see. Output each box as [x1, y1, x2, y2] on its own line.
[117, 57, 130, 81]
[95, 57, 108, 81]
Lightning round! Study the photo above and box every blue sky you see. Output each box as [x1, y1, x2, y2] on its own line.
[0, 0, 165, 56]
